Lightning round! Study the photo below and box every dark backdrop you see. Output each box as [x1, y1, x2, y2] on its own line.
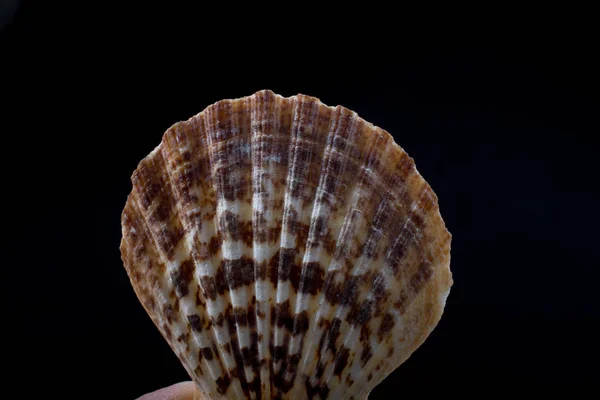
[3, 3, 598, 399]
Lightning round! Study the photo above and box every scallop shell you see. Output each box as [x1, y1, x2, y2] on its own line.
[120, 90, 452, 400]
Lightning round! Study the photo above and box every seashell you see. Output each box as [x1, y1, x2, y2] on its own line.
[120, 90, 452, 400]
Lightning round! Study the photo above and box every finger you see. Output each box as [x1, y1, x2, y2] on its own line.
[136, 381, 197, 400]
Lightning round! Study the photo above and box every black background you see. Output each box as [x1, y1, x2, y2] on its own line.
[3, 3, 599, 399]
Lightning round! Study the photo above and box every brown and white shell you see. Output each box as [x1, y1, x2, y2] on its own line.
[120, 90, 452, 400]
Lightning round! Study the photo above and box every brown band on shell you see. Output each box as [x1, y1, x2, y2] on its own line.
[171, 258, 195, 298]
[277, 248, 301, 290]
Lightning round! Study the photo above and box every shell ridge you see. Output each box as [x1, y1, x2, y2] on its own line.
[292, 116, 395, 398]
[330, 201, 425, 393]
[123, 189, 217, 396]
[250, 92, 270, 400]
[290, 124, 392, 399]
[158, 121, 245, 399]
[202, 99, 259, 399]
[284, 107, 362, 398]
[312, 139, 408, 396]
[250, 91, 291, 400]
[348, 253, 450, 398]
[195, 106, 245, 398]
[271, 96, 327, 398]
[145, 147, 250, 398]
[286, 113, 356, 394]
[270, 96, 303, 389]
[336, 186, 451, 398]
[321, 199, 399, 400]
[158, 138, 226, 395]
[230, 97, 263, 400]
[120, 199, 197, 384]
[300, 131, 440, 398]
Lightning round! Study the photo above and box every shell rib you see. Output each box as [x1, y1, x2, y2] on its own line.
[120, 90, 452, 400]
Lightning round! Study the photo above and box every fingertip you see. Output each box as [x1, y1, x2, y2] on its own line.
[137, 381, 197, 400]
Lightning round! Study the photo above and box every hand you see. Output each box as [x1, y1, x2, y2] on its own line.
[136, 381, 197, 400]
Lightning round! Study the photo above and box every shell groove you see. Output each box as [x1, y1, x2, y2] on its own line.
[120, 90, 452, 400]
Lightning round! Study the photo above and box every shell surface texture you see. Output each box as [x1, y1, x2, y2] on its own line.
[120, 90, 452, 400]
